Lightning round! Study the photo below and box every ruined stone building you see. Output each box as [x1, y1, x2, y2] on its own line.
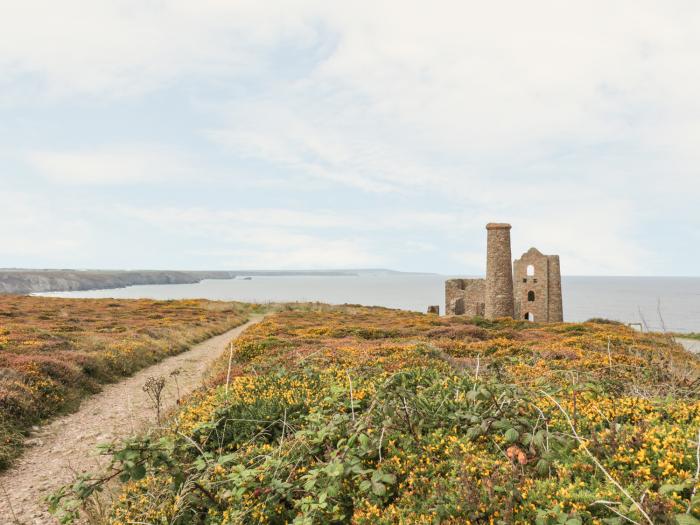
[513, 247, 563, 323]
[445, 223, 563, 323]
[445, 278, 485, 317]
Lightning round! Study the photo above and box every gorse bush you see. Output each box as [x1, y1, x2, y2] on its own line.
[52, 307, 700, 524]
[0, 295, 252, 468]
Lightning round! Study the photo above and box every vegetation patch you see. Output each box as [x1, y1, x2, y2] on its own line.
[0, 295, 252, 468]
[53, 306, 700, 524]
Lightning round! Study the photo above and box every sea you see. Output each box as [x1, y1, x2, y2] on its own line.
[41, 273, 700, 332]
[38, 275, 700, 333]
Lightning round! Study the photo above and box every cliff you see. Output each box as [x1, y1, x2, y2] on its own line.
[0, 269, 366, 295]
[0, 270, 235, 295]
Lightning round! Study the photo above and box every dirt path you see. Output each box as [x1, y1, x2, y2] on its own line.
[0, 316, 264, 524]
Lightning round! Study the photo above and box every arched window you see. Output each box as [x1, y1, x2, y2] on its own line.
[528, 290, 535, 302]
[524, 312, 534, 322]
[526, 264, 535, 276]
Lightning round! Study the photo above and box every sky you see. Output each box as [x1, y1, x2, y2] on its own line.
[1, 1, 699, 276]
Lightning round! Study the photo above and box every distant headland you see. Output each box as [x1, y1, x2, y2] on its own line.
[0, 268, 432, 295]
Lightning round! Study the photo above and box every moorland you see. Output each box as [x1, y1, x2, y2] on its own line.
[50, 305, 700, 525]
[0, 295, 251, 468]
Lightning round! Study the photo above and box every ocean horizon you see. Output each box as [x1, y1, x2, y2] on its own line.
[38, 274, 700, 333]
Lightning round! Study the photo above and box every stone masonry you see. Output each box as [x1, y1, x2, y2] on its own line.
[485, 223, 515, 319]
[547, 255, 564, 322]
[445, 279, 485, 316]
[444, 223, 563, 322]
[513, 248, 563, 323]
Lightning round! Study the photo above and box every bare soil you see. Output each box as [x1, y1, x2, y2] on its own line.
[0, 316, 263, 524]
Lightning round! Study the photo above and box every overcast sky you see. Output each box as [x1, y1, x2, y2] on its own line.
[1, 1, 699, 275]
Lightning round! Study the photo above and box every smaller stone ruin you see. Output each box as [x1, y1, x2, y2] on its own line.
[445, 279, 484, 316]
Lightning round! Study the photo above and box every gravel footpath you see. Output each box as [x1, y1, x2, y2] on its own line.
[0, 316, 263, 524]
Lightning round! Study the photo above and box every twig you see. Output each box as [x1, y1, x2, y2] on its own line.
[592, 500, 640, 525]
[657, 298, 668, 334]
[0, 481, 19, 524]
[192, 481, 224, 510]
[529, 402, 550, 453]
[170, 368, 182, 404]
[401, 396, 418, 440]
[607, 337, 612, 370]
[541, 391, 653, 525]
[491, 439, 512, 464]
[378, 425, 386, 462]
[638, 307, 649, 333]
[176, 431, 209, 465]
[225, 342, 234, 395]
[346, 370, 356, 421]
[142, 376, 166, 425]
[594, 405, 612, 427]
[688, 427, 700, 514]
[569, 371, 578, 429]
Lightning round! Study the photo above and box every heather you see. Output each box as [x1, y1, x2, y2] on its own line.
[56, 306, 700, 524]
[0, 295, 251, 468]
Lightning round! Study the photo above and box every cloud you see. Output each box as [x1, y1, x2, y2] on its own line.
[197, 2, 700, 274]
[116, 203, 647, 274]
[0, 1, 321, 100]
[201, 2, 699, 188]
[2, 2, 700, 273]
[508, 200, 650, 275]
[205, 104, 442, 194]
[119, 206, 458, 233]
[0, 192, 90, 259]
[189, 241, 384, 270]
[120, 205, 387, 269]
[26, 147, 201, 185]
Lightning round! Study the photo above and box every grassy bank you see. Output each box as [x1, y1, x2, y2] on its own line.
[55, 306, 700, 524]
[0, 295, 252, 469]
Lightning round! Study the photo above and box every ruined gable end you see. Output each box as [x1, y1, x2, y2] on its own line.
[513, 247, 563, 323]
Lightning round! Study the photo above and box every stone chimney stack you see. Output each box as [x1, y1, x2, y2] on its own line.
[485, 223, 514, 319]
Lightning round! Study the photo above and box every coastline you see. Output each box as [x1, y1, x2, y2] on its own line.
[0, 269, 369, 295]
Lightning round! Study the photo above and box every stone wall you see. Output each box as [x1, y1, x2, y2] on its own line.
[546, 255, 564, 322]
[513, 248, 563, 323]
[513, 248, 549, 322]
[445, 278, 485, 316]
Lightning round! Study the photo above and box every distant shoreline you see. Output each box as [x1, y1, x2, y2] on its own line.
[0, 268, 434, 295]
